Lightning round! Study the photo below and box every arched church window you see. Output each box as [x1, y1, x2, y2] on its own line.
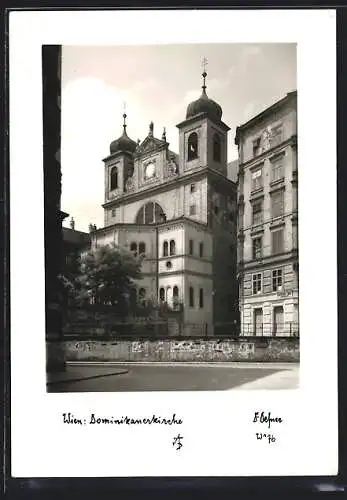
[173, 286, 179, 298]
[135, 202, 167, 225]
[139, 242, 146, 256]
[110, 166, 118, 190]
[163, 241, 169, 257]
[189, 286, 195, 307]
[159, 287, 165, 302]
[213, 134, 221, 163]
[169, 239, 176, 256]
[187, 132, 198, 162]
[130, 242, 137, 256]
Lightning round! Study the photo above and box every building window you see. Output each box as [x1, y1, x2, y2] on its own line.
[271, 190, 284, 218]
[252, 237, 262, 260]
[173, 286, 179, 307]
[252, 273, 262, 295]
[272, 269, 283, 292]
[189, 286, 194, 307]
[213, 133, 221, 162]
[166, 261, 172, 269]
[111, 209, 116, 217]
[130, 242, 137, 256]
[169, 239, 176, 256]
[271, 156, 285, 182]
[138, 242, 146, 256]
[187, 132, 198, 161]
[199, 288, 204, 308]
[253, 137, 261, 157]
[214, 205, 219, 215]
[163, 240, 168, 257]
[189, 205, 196, 216]
[189, 239, 194, 255]
[190, 183, 196, 193]
[272, 229, 284, 255]
[252, 201, 263, 226]
[254, 308, 263, 336]
[199, 242, 204, 258]
[135, 202, 166, 225]
[273, 305, 284, 336]
[159, 287, 165, 302]
[251, 167, 263, 191]
[271, 124, 283, 147]
[110, 166, 118, 190]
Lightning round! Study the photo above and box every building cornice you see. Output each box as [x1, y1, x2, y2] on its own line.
[234, 91, 297, 145]
[238, 135, 297, 170]
[102, 167, 236, 209]
[91, 216, 213, 236]
[238, 250, 298, 272]
[176, 112, 231, 132]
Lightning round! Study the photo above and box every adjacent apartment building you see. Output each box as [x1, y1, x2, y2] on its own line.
[235, 91, 298, 337]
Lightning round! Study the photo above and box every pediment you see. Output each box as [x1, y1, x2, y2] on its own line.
[136, 136, 166, 156]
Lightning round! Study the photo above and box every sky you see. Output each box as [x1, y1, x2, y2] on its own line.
[61, 43, 296, 232]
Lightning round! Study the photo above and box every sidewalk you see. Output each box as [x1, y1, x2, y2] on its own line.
[46, 365, 129, 386]
[66, 360, 299, 370]
[230, 365, 299, 390]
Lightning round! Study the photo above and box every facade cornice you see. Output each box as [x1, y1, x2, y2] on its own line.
[238, 134, 297, 170]
[92, 216, 212, 236]
[176, 112, 231, 132]
[102, 167, 236, 210]
[234, 91, 297, 145]
[238, 249, 298, 272]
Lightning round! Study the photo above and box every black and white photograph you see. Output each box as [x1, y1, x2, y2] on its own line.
[10, 9, 337, 479]
[46, 43, 300, 393]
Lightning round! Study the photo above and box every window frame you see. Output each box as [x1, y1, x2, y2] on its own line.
[271, 229, 284, 255]
[252, 272, 262, 295]
[213, 133, 221, 163]
[272, 268, 283, 292]
[252, 236, 262, 260]
[189, 286, 195, 308]
[163, 240, 169, 257]
[271, 189, 285, 219]
[252, 200, 263, 226]
[187, 132, 199, 162]
[199, 288, 204, 308]
[189, 239, 194, 255]
[251, 166, 263, 191]
[189, 204, 197, 216]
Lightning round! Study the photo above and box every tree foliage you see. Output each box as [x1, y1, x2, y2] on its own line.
[76, 243, 143, 316]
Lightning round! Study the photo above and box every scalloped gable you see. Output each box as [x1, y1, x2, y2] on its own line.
[135, 135, 167, 156]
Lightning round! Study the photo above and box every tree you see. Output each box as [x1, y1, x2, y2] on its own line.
[76, 243, 143, 316]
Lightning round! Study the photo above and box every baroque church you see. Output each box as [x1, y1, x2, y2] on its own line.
[83, 70, 238, 336]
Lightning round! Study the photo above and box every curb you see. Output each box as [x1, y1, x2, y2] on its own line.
[47, 369, 129, 386]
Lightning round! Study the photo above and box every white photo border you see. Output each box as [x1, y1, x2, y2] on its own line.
[9, 9, 337, 478]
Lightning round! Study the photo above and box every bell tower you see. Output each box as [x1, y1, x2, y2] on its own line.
[176, 60, 230, 177]
[102, 109, 137, 226]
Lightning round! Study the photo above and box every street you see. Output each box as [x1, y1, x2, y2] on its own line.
[47, 362, 299, 392]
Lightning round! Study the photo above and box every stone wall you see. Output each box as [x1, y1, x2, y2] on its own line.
[54, 337, 299, 363]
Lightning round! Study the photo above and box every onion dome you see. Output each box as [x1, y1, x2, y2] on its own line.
[186, 69, 223, 122]
[110, 112, 137, 155]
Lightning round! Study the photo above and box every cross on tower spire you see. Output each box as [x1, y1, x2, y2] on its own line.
[122, 102, 127, 133]
[201, 57, 208, 93]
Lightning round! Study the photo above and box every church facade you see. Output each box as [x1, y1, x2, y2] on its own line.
[88, 71, 238, 336]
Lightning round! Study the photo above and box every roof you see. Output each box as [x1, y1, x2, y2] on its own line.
[235, 90, 297, 145]
[227, 159, 239, 183]
[62, 227, 90, 247]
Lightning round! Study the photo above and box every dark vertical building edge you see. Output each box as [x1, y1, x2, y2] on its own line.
[42, 45, 68, 372]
